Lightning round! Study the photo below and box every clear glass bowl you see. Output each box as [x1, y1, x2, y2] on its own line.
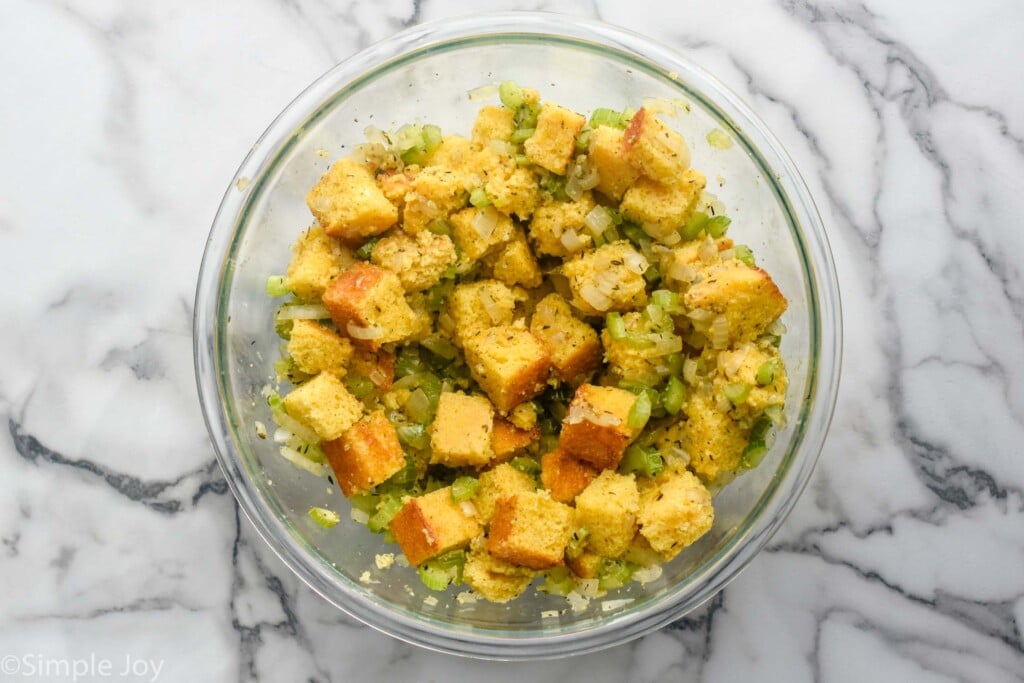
[194, 11, 842, 660]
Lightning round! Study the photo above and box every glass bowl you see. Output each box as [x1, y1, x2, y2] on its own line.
[194, 11, 842, 660]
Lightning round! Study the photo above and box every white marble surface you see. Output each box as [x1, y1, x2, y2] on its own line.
[2, 0, 1023, 680]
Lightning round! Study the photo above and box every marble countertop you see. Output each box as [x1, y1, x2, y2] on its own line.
[3, 1, 1023, 681]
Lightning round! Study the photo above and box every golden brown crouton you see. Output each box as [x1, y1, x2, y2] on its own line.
[464, 326, 551, 412]
[622, 107, 692, 182]
[377, 168, 417, 208]
[573, 471, 640, 558]
[323, 411, 405, 496]
[559, 384, 642, 470]
[491, 418, 541, 462]
[540, 448, 597, 504]
[561, 242, 649, 315]
[463, 537, 536, 603]
[370, 229, 457, 292]
[683, 262, 788, 345]
[283, 372, 364, 442]
[487, 491, 575, 569]
[428, 134, 475, 171]
[472, 105, 516, 144]
[284, 226, 355, 302]
[714, 342, 788, 417]
[306, 158, 398, 241]
[530, 294, 602, 384]
[485, 227, 543, 288]
[485, 165, 541, 220]
[322, 262, 418, 348]
[287, 320, 353, 377]
[678, 392, 747, 482]
[638, 466, 714, 560]
[390, 486, 482, 566]
[524, 103, 586, 175]
[527, 193, 596, 257]
[402, 166, 470, 233]
[473, 463, 536, 525]
[600, 311, 680, 385]
[430, 392, 495, 467]
[349, 345, 395, 391]
[449, 279, 518, 347]
[588, 125, 641, 200]
[619, 170, 706, 234]
[567, 551, 602, 579]
[450, 206, 515, 261]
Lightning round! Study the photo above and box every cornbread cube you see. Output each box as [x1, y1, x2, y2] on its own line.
[485, 227, 542, 288]
[638, 466, 714, 560]
[287, 320, 353, 377]
[622, 107, 692, 182]
[428, 134, 475, 172]
[284, 226, 355, 302]
[430, 392, 495, 467]
[523, 103, 586, 175]
[588, 125, 641, 200]
[486, 491, 575, 569]
[600, 311, 678, 385]
[559, 384, 642, 470]
[485, 165, 541, 220]
[322, 263, 418, 348]
[529, 294, 601, 384]
[472, 105, 516, 144]
[450, 279, 518, 347]
[390, 486, 482, 566]
[463, 537, 536, 603]
[683, 262, 788, 344]
[540, 448, 597, 504]
[377, 168, 417, 208]
[450, 206, 515, 260]
[349, 345, 395, 391]
[713, 342, 787, 416]
[323, 411, 405, 496]
[464, 326, 551, 412]
[527, 192, 596, 257]
[473, 463, 536, 525]
[561, 242, 649, 315]
[620, 170, 706, 235]
[622, 533, 667, 567]
[574, 471, 640, 558]
[508, 402, 538, 431]
[403, 290, 435, 343]
[306, 158, 398, 241]
[370, 229, 457, 292]
[567, 551, 602, 579]
[283, 372, 364, 442]
[678, 392, 747, 482]
[660, 236, 734, 286]
[402, 166, 470, 233]
[491, 418, 541, 462]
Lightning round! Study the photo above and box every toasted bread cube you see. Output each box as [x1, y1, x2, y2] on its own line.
[622, 107, 691, 182]
[390, 486, 482, 566]
[464, 326, 551, 412]
[676, 392, 747, 482]
[622, 533, 667, 567]
[428, 134, 475, 170]
[527, 192, 596, 257]
[638, 466, 714, 560]
[323, 411, 405, 496]
[450, 279, 518, 347]
[485, 165, 541, 220]
[620, 170, 706, 234]
[491, 418, 541, 462]
[430, 392, 495, 467]
[306, 158, 398, 241]
[402, 166, 470, 233]
[287, 320, 353, 377]
[561, 242, 649, 315]
[530, 294, 601, 384]
[587, 125, 641, 200]
[683, 262, 788, 344]
[540, 448, 597, 504]
[487, 491, 575, 569]
[472, 105, 516, 144]
[660, 236, 734, 287]
[559, 384, 642, 470]
[714, 342, 788, 416]
[508, 402, 538, 431]
[600, 311, 675, 385]
[567, 551, 602, 579]
[485, 227, 542, 288]
[463, 537, 536, 603]
[376, 168, 417, 208]
[349, 345, 395, 391]
[370, 229, 457, 292]
[450, 206, 515, 261]
[574, 471, 640, 558]
[322, 263, 418, 348]
[283, 372, 364, 442]
[524, 103, 586, 175]
[284, 226, 356, 301]
[473, 463, 536, 525]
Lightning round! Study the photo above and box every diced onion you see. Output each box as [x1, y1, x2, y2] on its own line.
[467, 83, 499, 101]
[767, 319, 788, 336]
[719, 248, 736, 261]
[278, 446, 326, 477]
[471, 206, 500, 239]
[277, 304, 330, 320]
[632, 565, 664, 585]
[683, 358, 699, 384]
[650, 333, 683, 356]
[350, 508, 370, 524]
[560, 228, 587, 253]
[272, 412, 319, 443]
[667, 261, 698, 283]
[272, 428, 294, 444]
[620, 248, 649, 274]
[477, 288, 504, 324]
[488, 139, 515, 156]
[368, 367, 388, 387]
[347, 322, 385, 340]
[687, 308, 715, 324]
[578, 578, 601, 598]
[459, 501, 478, 517]
[578, 283, 613, 311]
[720, 349, 747, 377]
[709, 314, 730, 349]
[565, 156, 600, 201]
[567, 402, 621, 427]
[601, 599, 635, 612]
[583, 206, 613, 237]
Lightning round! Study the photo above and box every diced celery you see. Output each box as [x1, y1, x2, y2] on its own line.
[510, 127, 535, 143]
[349, 494, 379, 515]
[404, 388, 434, 424]
[541, 566, 575, 596]
[422, 124, 443, 153]
[734, 244, 756, 267]
[420, 334, 458, 360]
[619, 445, 664, 478]
[418, 563, 459, 591]
[575, 128, 592, 152]
[764, 404, 784, 425]
[565, 528, 590, 560]
[724, 383, 752, 406]
[469, 187, 492, 207]
[681, 211, 709, 240]
[499, 81, 525, 109]
[514, 103, 540, 130]
[396, 423, 430, 450]
[266, 275, 290, 298]
[741, 441, 768, 469]
[662, 376, 687, 415]
[426, 218, 453, 236]
[643, 265, 662, 285]
[308, 507, 340, 528]
[665, 352, 684, 377]
[274, 314, 294, 340]
[756, 358, 779, 386]
[605, 312, 627, 340]
[627, 391, 652, 430]
[620, 222, 649, 247]
[705, 215, 732, 238]
[395, 347, 426, 378]
[367, 496, 404, 533]
[590, 107, 629, 129]
[344, 375, 376, 400]
[623, 333, 656, 350]
[355, 237, 379, 260]
[597, 558, 638, 590]
[510, 456, 541, 477]
[450, 476, 480, 502]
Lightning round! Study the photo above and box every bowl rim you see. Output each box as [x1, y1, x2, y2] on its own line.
[194, 10, 843, 660]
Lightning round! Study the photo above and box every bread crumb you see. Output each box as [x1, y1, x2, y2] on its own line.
[235, 176, 251, 191]
[423, 595, 439, 607]
[456, 591, 479, 605]
[375, 553, 395, 570]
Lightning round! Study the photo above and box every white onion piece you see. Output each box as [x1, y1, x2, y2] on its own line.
[687, 308, 715, 324]
[272, 412, 319, 443]
[668, 261, 698, 283]
[272, 428, 294, 444]
[278, 446, 326, 477]
[459, 501, 478, 518]
[560, 228, 587, 253]
[683, 358, 699, 384]
[347, 322, 385, 340]
[767, 319, 788, 336]
[583, 206, 613, 237]
[368, 367, 388, 387]
[709, 314, 730, 349]
[719, 248, 736, 261]
[488, 139, 515, 156]
[632, 565, 664, 584]
[350, 508, 370, 524]
[578, 283, 613, 311]
[567, 402, 621, 427]
[650, 333, 683, 356]
[565, 156, 600, 200]
[620, 248, 649, 274]
[471, 206, 499, 239]
[467, 83, 498, 101]
[276, 304, 331, 320]
[477, 288, 504, 324]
